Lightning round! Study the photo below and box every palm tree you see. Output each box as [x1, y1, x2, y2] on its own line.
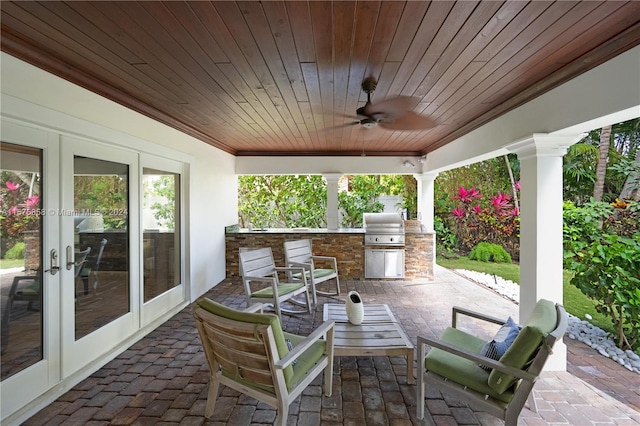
[593, 125, 611, 201]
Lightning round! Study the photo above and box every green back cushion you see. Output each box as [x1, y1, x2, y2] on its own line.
[196, 298, 294, 384]
[488, 299, 557, 393]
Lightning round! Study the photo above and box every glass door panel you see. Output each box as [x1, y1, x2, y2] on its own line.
[73, 157, 130, 340]
[142, 168, 180, 302]
[1, 127, 62, 421]
[60, 138, 138, 378]
[0, 143, 43, 380]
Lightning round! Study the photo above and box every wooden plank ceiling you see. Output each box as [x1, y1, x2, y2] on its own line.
[2, 1, 640, 157]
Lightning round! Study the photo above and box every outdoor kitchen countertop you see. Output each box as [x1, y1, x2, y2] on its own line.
[226, 227, 434, 234]
[227, 227, 365, 234]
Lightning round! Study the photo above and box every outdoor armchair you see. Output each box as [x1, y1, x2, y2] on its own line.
[416, 299, 568, 425]
[283, 239, 340, 306]
[238, 247, 312, 319]
[193, 298, 335, 425]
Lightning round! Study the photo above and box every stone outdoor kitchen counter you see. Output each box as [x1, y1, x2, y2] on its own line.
[225, 227, 434, 281]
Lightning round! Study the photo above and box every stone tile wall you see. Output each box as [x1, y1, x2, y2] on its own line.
[225, 231, 434, 281]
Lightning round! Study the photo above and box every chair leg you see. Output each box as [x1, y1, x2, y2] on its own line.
[305, 287, 312, 314]
[417, 343, 426, 419]
[204, 376, 220, 418]
[324, 357, 334, 397]
[273, 298, 282, 320]
[310, 281, 318, 306]
[334, 276, 340, 296]
[416, 378, 425, 419]
[275, 403, 289, 426]
[526, 389, 538, 413]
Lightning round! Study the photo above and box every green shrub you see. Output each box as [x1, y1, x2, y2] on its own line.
[5, 242, 25, 260]
[468, 242, 512, 263]
[570, 232, 640, 350]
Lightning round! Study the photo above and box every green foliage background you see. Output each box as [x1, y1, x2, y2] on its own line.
[238, 174, 417, 229]
[238, 175, 328, 228]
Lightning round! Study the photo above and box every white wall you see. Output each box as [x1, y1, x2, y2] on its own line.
[1, 52, 237, 300]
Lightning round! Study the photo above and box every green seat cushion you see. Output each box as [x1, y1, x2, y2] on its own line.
[251, 282, 304, 298]
[293, 268, 335, 280]
[284, 332, 327, 391]
[196, 298, 294, 385]
[424, 327, 514, 403]
[488, 299, 557, 394]
[17, 280, 40, 296]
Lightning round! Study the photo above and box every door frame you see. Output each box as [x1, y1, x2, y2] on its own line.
[0, 120, 62, 415]
[59, 135, 141, 377]
[1, 114, 190, 424]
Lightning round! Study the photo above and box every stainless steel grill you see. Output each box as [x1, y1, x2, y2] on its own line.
[363, 213, 405, 246]
[363, 213, 405, 278]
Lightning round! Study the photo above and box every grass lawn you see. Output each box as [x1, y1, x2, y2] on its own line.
[0, 258, 25, 270]
[437, 256, 615, 335]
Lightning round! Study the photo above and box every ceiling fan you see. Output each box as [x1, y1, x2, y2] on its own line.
[340, 77, 437, 131]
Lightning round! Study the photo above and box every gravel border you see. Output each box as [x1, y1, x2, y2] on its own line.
[453, 268, 640, 375]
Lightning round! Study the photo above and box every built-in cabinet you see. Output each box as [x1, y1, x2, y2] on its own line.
[364, 249, 405, 278]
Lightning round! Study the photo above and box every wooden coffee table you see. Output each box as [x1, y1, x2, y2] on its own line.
[323, 303, 414, 384]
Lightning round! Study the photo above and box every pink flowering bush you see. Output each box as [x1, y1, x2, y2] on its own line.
[449, 185, 520, 260]
[0, 178, 41, 251]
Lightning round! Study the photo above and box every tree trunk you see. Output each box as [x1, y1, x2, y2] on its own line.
[619, 148, 640, 201]
[593, 125, 611, 201]
[504, 154, 519, 210]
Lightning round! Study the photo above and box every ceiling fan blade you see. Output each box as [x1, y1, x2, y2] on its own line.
[322, 121, 361, 132]
[378, 112, 437, 131]
[363, 96, 419, 118]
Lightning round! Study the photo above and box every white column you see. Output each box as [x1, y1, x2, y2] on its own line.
[507, 133, 581, 371]
[416, 172, 439, 232]
[323, 173, 342, 230]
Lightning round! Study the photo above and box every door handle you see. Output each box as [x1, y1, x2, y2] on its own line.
[66, 245, 74, 270]
[44, 248, 60, 275]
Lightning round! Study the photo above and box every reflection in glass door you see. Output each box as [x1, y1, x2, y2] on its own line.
[73, 157, 130, 340]
[142, 168, 180, 302]
[0, 143, 43, 380]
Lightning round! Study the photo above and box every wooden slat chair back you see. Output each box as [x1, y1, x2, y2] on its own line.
[283, 239, 340, 306]
[238, 247, 311, 319]
[193, 298, 335, 425]
[417, 300, 568, 426]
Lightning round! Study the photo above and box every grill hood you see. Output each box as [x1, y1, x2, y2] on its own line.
[363, 213, 405, 233]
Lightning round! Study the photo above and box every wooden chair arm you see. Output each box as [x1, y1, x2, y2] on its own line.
[274, 266, 306, 274]
[274, 266, 308, 284]
[243, 303, 264, 313]
[10, 275, 39, 295]
[275, 320, 335, 370]
[452, 306, 506, 328]
[311, 255, 338, 268]
[417, 335, 537, 382]
[287, 261, 312, 271]
[243, 276, 277, 295]
[243, 275, 276, 285]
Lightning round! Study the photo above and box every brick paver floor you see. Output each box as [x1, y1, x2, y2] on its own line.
[22, 266, 640, 425]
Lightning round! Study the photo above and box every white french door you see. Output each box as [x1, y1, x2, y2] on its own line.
[59, 136, 139, 376]
[1, 119, 186, 422]
[1, 122, 62, 415]
[1, 127, 140, 416]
